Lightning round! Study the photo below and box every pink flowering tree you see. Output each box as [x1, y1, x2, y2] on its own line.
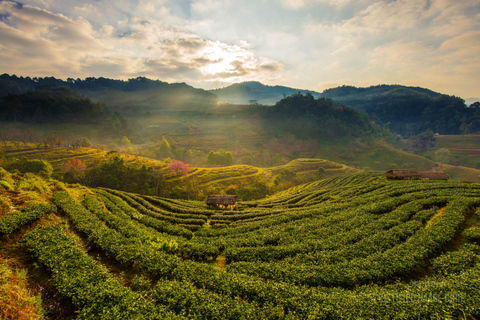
[169, 161, 197, 199]
[168, 160, 190, 177]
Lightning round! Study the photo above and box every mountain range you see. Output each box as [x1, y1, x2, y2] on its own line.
[1, 73, 479, 137]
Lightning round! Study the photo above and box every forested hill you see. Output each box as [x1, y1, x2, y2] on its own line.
[322, 85, 480, 137]
[0, 74, 218, 114]
[0, 84, 106, 123]
[210, 81, 321, 105]
[262, 93, 376, 140]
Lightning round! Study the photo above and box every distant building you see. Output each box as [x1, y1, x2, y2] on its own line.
[385, 169, 449, 180]
[206, 195, 237, 210]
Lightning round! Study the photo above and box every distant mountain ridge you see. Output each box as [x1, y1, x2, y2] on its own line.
[210, 81, 321, 105]
[0, 74, 218, 114]
[321, 84, 480, 137]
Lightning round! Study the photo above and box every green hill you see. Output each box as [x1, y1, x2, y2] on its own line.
[1, 169, 480, 319]
[1, 143, 357, 200]
[430, 134, 480, 169]
[0, 74, 218, 116]
[322, 85, 479, 137]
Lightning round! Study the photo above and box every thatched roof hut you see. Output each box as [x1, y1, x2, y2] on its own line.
[419, 171, 450, 180]
[385, 169, 421, 179]
[206, 195, 237, 210]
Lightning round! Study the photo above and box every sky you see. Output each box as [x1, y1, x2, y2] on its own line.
[0, 0, 479, 99]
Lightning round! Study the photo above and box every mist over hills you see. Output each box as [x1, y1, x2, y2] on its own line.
[0, 74, 218, 115]
[210, 81, 321, 105]
[1, 73, 479, 139]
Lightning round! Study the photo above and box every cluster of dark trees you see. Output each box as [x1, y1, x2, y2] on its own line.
[206, 149, 234, 166]
[0, 84, 105, 123]
[0, 73, 206, 95]
[0, 74, 217, 114]
[323, 85, 480, 137]
[262, 93, 376, 140]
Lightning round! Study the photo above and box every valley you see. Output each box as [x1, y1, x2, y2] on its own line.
[1, 74, 480, 319]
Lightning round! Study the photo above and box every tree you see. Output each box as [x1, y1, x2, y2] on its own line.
[55, 135, 64, 147]
[225, 151, 234, 165]
[435, 148, 451, 168]
[121, 136, 131, 147]
[168, 161, 190, 177]
[460, 122, 468, 136]
[151, 168, 166, 197]
[156, 138, 171, 159]
[206, 151, 216, 165]
[65, 158, 87, 178]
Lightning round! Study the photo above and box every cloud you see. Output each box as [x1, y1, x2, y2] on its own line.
[281, 0, 351, 10]
[1, 0, 479, 98]
[0, 0, 283, 86]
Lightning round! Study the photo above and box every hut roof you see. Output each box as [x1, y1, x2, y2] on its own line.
[419, 171, 450, 180]
[385, 169, 420, 179]
[206, 195, 237, 205]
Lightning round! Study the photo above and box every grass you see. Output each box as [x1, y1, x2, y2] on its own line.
[430, 134, 480, 168]
[0, 259, 44, 320]
[3, 144, 358, 193]
[442, 164, 480, 183]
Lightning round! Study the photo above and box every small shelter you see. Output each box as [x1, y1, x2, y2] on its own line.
[419, 171, 450, 180]
[206, 195, 237, 210]
[385, 169, 421, 180]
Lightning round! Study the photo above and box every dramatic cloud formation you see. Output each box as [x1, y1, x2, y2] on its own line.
[0, 0, 479, 98]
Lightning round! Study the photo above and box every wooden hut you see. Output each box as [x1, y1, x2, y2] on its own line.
[206, 195, 237, 210]
[385, 169, 421, 180]
[419, 171, 450, 180]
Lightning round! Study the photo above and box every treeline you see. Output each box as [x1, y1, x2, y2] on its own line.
[0, 73, 218, 113]
[0, 73, 204, 95]
[323, 85, 480, 137]
[262, 93, 376, 140]
[0, 84, 105, 123]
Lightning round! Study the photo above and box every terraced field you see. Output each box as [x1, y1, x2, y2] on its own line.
[2, 144, 357, 189]
[1, 169, 480, 319]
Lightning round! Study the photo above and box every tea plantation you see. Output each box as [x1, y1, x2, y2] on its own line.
[1, 170, 480, 319]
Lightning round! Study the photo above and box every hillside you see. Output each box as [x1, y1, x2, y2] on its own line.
[1, 143, 357, 200]
[430, 134, 480, 169]
[322, 85, 479, 137]
[210, 81, 321, 105]
[1, 169, 480, 319]
[0, 74, 218, 115]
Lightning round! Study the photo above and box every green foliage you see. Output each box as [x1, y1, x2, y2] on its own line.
[2, 169, 480, 319]
[206, 148, 234, 166]
[431, 244, 479, 275]
[120, 136, 131, 147]
[409, 129, 436, 152]
[323, 84, 477, 136]
[0, 203, 56, 236]
[129, 275, 151, 292]
[264, 93, 374, 140]
[0, 180, 12, 190]
[23, 225, 181, 319]
[156, 138, 172, 159]
[4, 158, 53, 177]
[0, 84, 106, 123]
[463, 226, 480, 243]
[435, 148, 451, 166]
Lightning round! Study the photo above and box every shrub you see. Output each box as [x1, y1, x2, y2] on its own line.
[463, 227, 480, 243]
[0, 181, 13, 190]
[5, 159, 53, 178]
